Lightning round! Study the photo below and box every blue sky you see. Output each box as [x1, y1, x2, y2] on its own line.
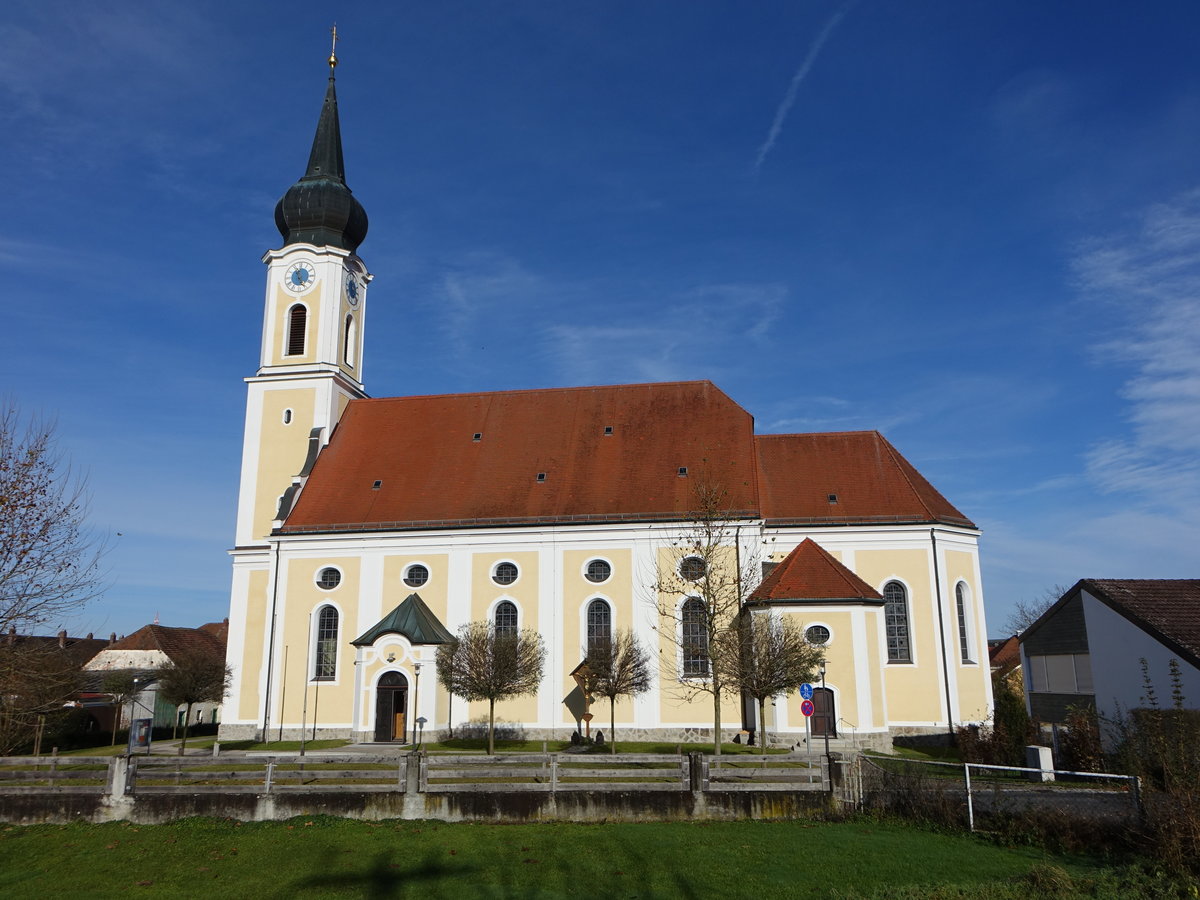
[4, 1, 1199, 640]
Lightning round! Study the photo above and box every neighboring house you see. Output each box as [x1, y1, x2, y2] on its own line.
[1020, 580, 1200, 727]
[1, 629, 112, 735]
[83, 621, 229, 730]
[988, 636, 1021, 678]
[221, 61, 994, 748]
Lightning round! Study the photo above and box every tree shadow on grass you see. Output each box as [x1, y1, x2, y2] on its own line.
[292, 848, 476, 898]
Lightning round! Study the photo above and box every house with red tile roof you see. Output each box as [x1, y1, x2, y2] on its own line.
[84, 621, 229, 731]
[1020, 580, 1200, 727]
[220, 62, 993, 750]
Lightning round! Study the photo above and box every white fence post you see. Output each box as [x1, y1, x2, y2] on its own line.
[963, 763, 974, 832]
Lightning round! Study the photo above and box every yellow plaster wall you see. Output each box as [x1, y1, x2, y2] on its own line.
[854, 548, 945, 723]
[561, 548, 633, 657]
[779, 608, 862, 732]
[270, 284, 321, 366]
[560, 548, 636, 725]
[865, 607, 886, 728]
[652, 545, 741, 725]
[383, 554, 449, 624]
[470, 551, 539, 625]
[252, 388, 315, 540]
[237, 570, 270, 720]
[279, 557, 360, 724]
[945, 548, 989, 720]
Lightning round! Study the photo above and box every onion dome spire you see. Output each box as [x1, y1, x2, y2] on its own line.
[274, 27, 368, 253]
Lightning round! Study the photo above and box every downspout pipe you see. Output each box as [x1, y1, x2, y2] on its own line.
[931, 528, 955, 738]
[262, 538, 282, 741]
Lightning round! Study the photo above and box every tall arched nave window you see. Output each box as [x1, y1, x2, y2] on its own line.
[883, 581, 911, 663]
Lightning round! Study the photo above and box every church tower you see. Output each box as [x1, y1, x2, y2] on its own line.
[234, 44, 371, 548]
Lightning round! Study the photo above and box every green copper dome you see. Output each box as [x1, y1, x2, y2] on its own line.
[274, 73, 368, 253]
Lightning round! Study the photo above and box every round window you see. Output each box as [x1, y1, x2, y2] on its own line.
[585, 559, 611, 583]
[317, 567, 342, 590]
[679, 556, 706, 582]
[404, 564, 429, 588]
[805, 625, 831, 645]
[492, 562, 519, 585]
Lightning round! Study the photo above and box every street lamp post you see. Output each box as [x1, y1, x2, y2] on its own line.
[819, 658, 831, 769]
[413, 663, 421, 747]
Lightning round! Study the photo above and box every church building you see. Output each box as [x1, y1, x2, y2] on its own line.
[221, 57, 993, 750]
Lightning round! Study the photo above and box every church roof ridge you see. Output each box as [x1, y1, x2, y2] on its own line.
[352, 379, 723, 405]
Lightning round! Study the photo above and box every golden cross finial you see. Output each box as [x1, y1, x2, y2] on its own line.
[329, 24, 339, 70]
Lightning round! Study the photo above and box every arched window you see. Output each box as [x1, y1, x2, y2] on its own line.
[956, 583, 973, 663]
[883, 581, 911, 663]
[344, 314, 357, 367]
[681, 597, 709, 677]
[285, 304, 307, 357]
[494, 600, 518, 636]
[314, 606, 338, 680]
[586, 599, 611, 654]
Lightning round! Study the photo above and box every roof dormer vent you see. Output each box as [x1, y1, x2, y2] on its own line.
[678, 466, 688, 477]
[604, 425, 614, 436]
[536, 472, 546, 483]
[372, 480, 383, 490]
[828, 493, 838, 503]
[472, 433, 482, 442]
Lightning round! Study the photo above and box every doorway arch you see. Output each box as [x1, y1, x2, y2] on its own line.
[374, 671, 409, 742]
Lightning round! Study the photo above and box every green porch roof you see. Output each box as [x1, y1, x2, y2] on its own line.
[351, 593, 455, 646]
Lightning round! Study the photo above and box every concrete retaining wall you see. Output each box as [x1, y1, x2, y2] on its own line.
[0, 788, 828, 825]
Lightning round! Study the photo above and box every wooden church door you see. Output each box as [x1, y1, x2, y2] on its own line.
[374, 671, 409, 742]
[811, 687, 837, 738]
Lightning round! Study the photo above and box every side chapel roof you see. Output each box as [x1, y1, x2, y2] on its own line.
[750, 538, 884, 604]
[352, 593, 455, 647]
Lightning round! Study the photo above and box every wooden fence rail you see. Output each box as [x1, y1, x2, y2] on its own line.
[0, 752, 824, 797]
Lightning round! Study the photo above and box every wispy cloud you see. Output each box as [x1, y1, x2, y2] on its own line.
[1074, 188, 1200, 509]
[753, 0, 859, 172]
[541, 281, 789, 385]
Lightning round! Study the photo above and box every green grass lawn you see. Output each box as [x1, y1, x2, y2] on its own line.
[0, 817, 1177, 899]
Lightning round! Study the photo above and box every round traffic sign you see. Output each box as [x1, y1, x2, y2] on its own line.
[800, 699, 815, 717]
[799, 682, 814, 700]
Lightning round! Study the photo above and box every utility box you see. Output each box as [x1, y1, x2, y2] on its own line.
[1025, 745, 1054, 782]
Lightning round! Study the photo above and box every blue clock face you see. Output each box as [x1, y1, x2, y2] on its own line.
[285, 261, 316, 293]
[347, 279, 358, 300]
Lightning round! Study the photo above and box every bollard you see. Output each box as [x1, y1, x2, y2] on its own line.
[1024, 745, 1054, 783]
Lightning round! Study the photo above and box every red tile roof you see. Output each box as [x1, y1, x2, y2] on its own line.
[750, 538, 884, 603]
[282, 380, 973, 533]
[988, 635, 1021, 674]
[104, 623, 227, 663]
[286, 381, 759, 531]
[756, 432, 973, 526]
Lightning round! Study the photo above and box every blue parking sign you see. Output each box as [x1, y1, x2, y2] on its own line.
[799, 683, 814, 700]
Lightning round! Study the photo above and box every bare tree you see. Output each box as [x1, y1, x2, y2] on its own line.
[0, 642, 81, 754]
[1004, 584, 1071, 635]
[652, 483, 761, 756]
[101, 671, 140, 746]
[586, 629, 652, 754]
[0, 405, 106, 630]
[436, 621, 546, 755]
[156, 651, 231, 755]
[726, 611, 822, 750]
